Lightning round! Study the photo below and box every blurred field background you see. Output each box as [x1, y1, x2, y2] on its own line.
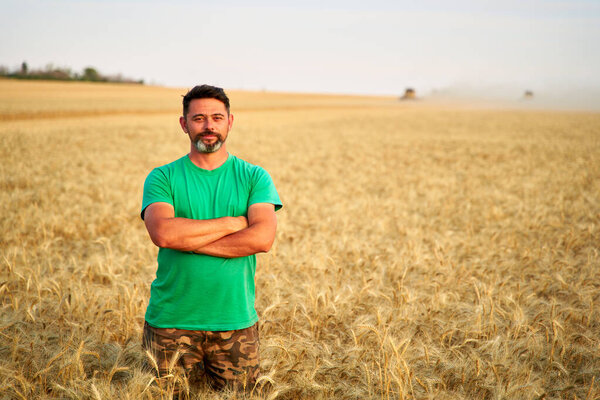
[0, 78, 599, 399]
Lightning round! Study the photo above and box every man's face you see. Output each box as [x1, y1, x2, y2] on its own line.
[179, 98, 233, 154]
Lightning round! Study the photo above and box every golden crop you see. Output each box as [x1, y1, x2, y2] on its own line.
[0, 79, 598, 399]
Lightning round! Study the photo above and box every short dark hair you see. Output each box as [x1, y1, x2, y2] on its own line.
[182, 84, 230, 117]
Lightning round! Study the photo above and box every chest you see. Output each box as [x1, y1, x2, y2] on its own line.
[170, 168, 252, 219]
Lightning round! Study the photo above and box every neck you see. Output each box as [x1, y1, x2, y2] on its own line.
[187, 145, 229, 170]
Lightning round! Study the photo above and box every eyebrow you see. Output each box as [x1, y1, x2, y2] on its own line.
[191, 112, 226, 118]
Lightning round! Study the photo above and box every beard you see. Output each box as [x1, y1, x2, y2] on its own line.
[193, 132, 225, 153]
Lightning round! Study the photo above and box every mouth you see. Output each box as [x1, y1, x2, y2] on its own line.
[197, 132, 220, 142]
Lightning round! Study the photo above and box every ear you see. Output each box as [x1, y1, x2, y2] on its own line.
[179, 116, 188, 133]
[228, 113, 234, 130]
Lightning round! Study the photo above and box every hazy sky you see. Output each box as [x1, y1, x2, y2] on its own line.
[2, 0, 600, 99]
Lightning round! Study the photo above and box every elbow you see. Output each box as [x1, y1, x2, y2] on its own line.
[149, 229, 173, 248]
[253, 222, 277, 254]
[255, 236, 275, 254]
[150, 234, 167, 248]
[144, 212, 179, 249]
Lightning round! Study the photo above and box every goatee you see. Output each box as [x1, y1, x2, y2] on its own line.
[193, 133, 224, 153]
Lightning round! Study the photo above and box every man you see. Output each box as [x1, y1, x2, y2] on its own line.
[140, 84, 282, 393]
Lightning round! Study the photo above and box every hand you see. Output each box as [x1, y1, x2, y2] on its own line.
[230, 215, 249, 232]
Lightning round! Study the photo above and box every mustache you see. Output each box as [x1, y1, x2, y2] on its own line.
[195, 131, 223, 140]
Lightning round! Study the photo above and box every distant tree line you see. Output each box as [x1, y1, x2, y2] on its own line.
[0, 61, 144, 84]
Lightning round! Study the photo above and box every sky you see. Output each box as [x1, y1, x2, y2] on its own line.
[1, 0, 600, 105]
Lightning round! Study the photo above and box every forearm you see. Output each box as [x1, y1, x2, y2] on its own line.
[194, 216, 276, 258]
[149, 216, 247, 252]
[195, 227, 272, 258]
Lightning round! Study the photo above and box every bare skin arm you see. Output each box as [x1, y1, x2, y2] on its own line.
[143, 202, 248, 252]
[194, 203, 277, 258]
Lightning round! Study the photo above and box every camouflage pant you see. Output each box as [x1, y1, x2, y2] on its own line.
[142, 321, 260, 393]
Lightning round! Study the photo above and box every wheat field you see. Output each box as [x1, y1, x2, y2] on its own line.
[0, 78, 599, 400]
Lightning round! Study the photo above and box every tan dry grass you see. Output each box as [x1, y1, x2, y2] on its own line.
[0, 78, 398, 121]
[0, 80, 599, 399]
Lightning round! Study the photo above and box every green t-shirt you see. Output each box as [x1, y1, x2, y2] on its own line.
[141, 154, 282, 331]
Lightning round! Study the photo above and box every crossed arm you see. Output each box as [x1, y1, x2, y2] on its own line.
[143, 202, 277, 258]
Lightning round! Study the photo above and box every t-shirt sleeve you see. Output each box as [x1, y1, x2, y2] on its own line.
[249, 167, 282, 211]
[141, 168, 173, 219]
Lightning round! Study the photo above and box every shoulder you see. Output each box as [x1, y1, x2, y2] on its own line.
[229, 155, 269, 177]
[156, 155, 188, 172]
[146, 156, 188, 178]
[232, 155, 282, 210]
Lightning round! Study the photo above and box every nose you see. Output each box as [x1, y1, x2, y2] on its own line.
[205, 118, 217, 132]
